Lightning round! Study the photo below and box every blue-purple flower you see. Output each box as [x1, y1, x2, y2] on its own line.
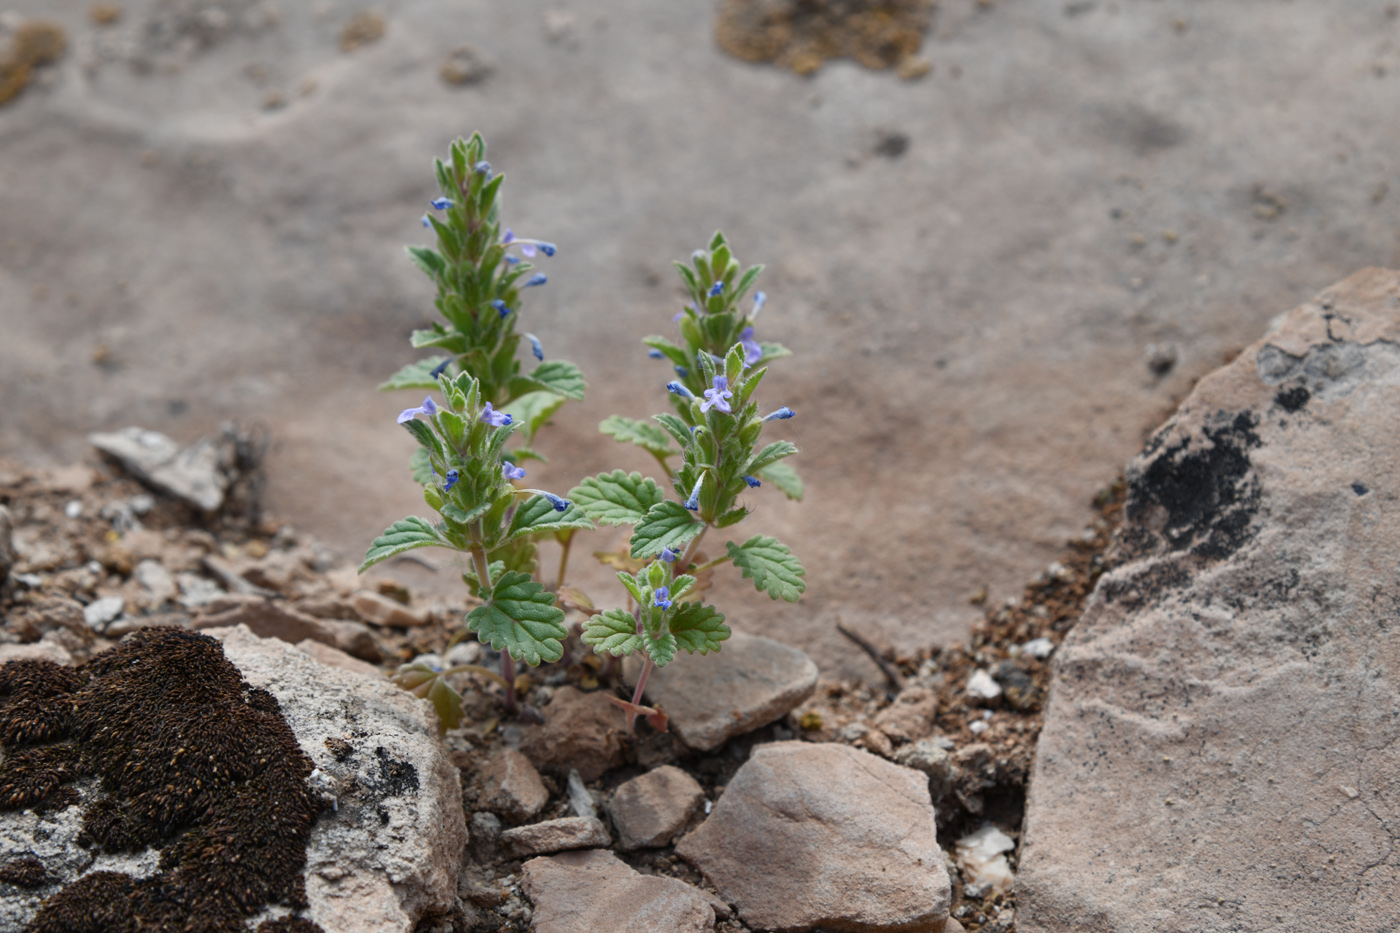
[397, 396, 438, 423]
[666, 381, 694, 398]
[743, 475, 761, 488]
[648, 349, 664, 359]
[430, 197, 454, 210]
[708, 281, 724, 296]
[660, 546, 679, 563]
[740, 326, 762, 366]
[490, 299, 511, 318]
[543, 492, 570, 512]
[684, 476, 703, 511]
[502, 462, 527, 481]
[475, 160, 492, 177]
[752, 290, 766, 315]
[502, 229, 557, 258]
[700, 375, 733, 414]
[420, 214, 432, 228]
[481, 402, 512, 427]
[762, 406, 795, 422]
[443, 469, 460, 491]
[653, 586, 672, 610]
[523, 273, 547, 288]
[429, 358, 452, 378]
[525, 333, 544, 361]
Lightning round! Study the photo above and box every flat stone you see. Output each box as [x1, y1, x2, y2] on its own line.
[192, 594, 382, 661]
[518, 686, 627, 781]
[475, 747, 550, 823]
[1019, 269, 1400, 933]
[352, 589, 431, 627]
[0, 641, 72, 665]
[892, 738, 957, 802]
[677, 741, 949, 932]
[522, 848, 718, 933]
[88, 427, 228, 512]
[606, 764, 705, 851]
[81, 596, 126, 633]
[872, 685, 938, 743]
[499, 816, 610, 859]
[133, 558, 176, 604]
[628, 630, 818, 752]
[293, 638, 383, 679]
[209, 624, 466, 933]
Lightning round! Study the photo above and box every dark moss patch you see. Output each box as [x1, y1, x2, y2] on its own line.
[715, 0, 932, 77]
[1125, 411, 1261, 561]
[1275, 385, 1310, 412]
[0, 857, 50, 889]
[0, 627, 327, 933]
[372, 746, 420, 797]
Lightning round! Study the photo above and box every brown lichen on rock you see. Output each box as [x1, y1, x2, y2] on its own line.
[716, 0, 933, 77]
[0, 20, 68, 106]
[339, 11, 385, 52]
[0, 627, 326, 933]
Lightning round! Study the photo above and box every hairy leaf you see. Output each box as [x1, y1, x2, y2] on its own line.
[630, 501, 704, 559]
[745, 440, 798, 475]
[360, 517, 450, 572]
[570, 471, 666, 527]
[643, 630, 678, 667]
[506, 496, 595, 541]
[725, 535, 806, 601]
[581, 608, 641, 657]
[466, 571, 568, 665]
[669, 602, 730, 654]
[379, 357, 450, 391]
[599, 416, 676, 459]
[756, 462, 804, 501]
[508, 360, 586, 401]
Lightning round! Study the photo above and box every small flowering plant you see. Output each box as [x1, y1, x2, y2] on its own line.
[363, 134, 804, 737]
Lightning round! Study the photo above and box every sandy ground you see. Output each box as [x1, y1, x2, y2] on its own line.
[3, 0, 1399, 678]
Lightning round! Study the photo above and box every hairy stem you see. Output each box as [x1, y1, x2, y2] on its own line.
[471, 544, 518, 714]
[625, 656, 655, 737]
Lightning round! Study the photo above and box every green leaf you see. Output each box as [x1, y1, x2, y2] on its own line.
[379, 357, 450, 391]
[653, 413, 694, 449]
[745, 440, 798, 475]
[674, 262, 698, 295]
[641, 336, 690, 368]
[756, 462, 804, 501]
[643, 631, 678, 667]
[581, 608, 642, 657]
[630, 501, 704, 559]
[599, 416, 676, 459]
[406, 245, 445, 278]
[733, 264, 763, 301]
[409, 447, 435, 485]
[508, 360, 586, 401]
[400, 418, 441, 458]
[509, 390, 568, 439]
[427, 677, 464, 733]
[360, 517, 451, 572]
[756, 341, 791, 363]
[466, 571, 568, 665]
[669, 602, 730, 654]
[726, 536, 806, 601]
[570, 470, 666, 526]
[410, 328, 466, 352]
[506, 496, 595, 542]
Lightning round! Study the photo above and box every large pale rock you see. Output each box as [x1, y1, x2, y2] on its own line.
[88, 427, 228, 512]
[522, 848, 718, 933]
[628, 630, 818, 752]
[208, 624, 466, 933]
[677, 741, 950, 932]
[606, 764, 705, 851]
[1020, 269, 1400, 933]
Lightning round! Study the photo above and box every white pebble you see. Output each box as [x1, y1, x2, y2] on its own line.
[1021, 637, 1055, 659]
[966, 669, 1002, 700]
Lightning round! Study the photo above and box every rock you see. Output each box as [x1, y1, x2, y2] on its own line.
[992, 660, 1038, 711]
[1018, 636, 1055, 659]
[208, 624, 466, 932]
[892, 738, 957, 801]
[518, 686, 627, 781]
[293, 638, 384, 679]
[88, 427, 228, 512]
[955, 825, 1016, 893]
[468, 811, 503, 862]
[952, 743, 998, 815]
[81, 595, 125, 633]
[626, 630, 818, 752]
[352, 589, 431, 627]
[192, 593, 382, 661]
[872, 685, 938, 742]
[522, 848, 718, 933]
[606, 765, 705, 851]
[132, 558, 176, 604]
[499, 816, 610, 859]
[676, 741, 950, 932]
[964, 669, 1002, 703]
[474, 748, 550, 823]
[1019, 269, 1400, 933]
[0, 641, 72, 665]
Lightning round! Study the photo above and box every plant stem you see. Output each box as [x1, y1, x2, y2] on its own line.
[555, 533, 572, 590]
[679, 526, 709, 571]
[471, 544, 518, 714]
[625, 656, 655, 737]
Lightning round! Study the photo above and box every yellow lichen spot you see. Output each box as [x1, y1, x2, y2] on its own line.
[90, 3, 123, 26]
[798, 710, 823, 731]
[340, 11, 386, 53]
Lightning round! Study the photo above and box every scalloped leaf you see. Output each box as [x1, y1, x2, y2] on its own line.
[506, 496, 595, 542]
[644, 630, 678, 667]
[725, 535, 806, 602]
[409, 447, 435, 485]
[465, 571, 568, 665]
[756, 462, 804, 501]
[745, 440, 798, 475]
[379, 357, 450, 391]
[641, 335, 690, 368]
[507, 360, 586, 401]
[360, 517, 451, 572]
[509, 390, 568, 440]
[581, 608, 642, 657]
[570, 471, 666, 527]
[669, 602, 730, 654]
[629, 501, 704, 560]
[599, 416, 676, 459]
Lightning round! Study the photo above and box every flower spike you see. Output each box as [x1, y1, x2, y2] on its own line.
[397, 396, 438, 423]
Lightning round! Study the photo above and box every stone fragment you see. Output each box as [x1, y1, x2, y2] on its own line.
[872, 685, 938, 742]
[0, 641, 72, 665]
[192, 594, 382, 661]
[1018, 637, 1054, 659]
[677, 741, 949, 932]
[964, 669, 1001, 702]
[88, 427, 228, 512]
[133, 558, 176, 604]
[0, 505, 14, 583]
[627, 630, 818, 752]
[474, 748, 550, 823]
[955, 825, 1015, 893]
[993, 660, 1038, 711]
[522, 849, 717, 933]
[606, 765, 705, 851]
[352, 589, 431, 627]
[208, 625, 466, 932]
[518, 686, 627, 781]
[565, 769, 596, 818]
[499, 816, 610, 859]
[82, 596, 125, 633]
[1019, 269, 1400, 933]
[293, 638, 383, 679]
[892, 738, 957, 801]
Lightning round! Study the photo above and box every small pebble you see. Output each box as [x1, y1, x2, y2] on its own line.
[65, 500, 83, 519]
[1021, 637, 1055, 659]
